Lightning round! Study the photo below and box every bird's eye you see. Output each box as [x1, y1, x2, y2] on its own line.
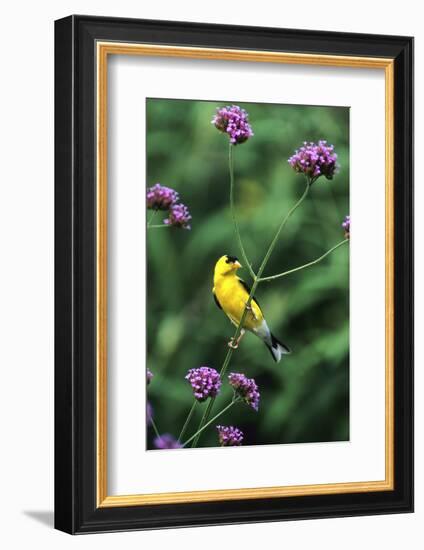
[225, 255, 239, 264]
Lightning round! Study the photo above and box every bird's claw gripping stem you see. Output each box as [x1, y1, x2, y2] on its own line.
[228, 330, 245, 349]
[228, 337, 239, 349]
[245, 302, 257, 320]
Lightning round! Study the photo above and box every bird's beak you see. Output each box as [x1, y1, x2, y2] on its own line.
[234, 260, 242, 269]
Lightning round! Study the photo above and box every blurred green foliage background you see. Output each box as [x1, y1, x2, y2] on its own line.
[146, 98, 349, 449]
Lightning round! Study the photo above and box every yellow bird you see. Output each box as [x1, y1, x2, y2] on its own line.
[213, 255, 291, 363]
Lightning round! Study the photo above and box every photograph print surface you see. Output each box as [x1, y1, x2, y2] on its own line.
[145, 98, 350, 450]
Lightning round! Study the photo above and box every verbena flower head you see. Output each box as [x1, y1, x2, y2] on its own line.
[147, 368, 153, 385]
[185, 366, 222, 402]
[217, 425, 244, 446]
[228, 372, 260, 411]
[212, 105, 254, 145]
[342, 215, 350, 238]
[146, 401, 153, 425]
[288, 140, 338, 183]
[146, 183, 179, 210]
[164, 203, 192, 230]
[153, 434, 181, 449]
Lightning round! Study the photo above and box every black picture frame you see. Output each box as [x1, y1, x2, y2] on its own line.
[55, 14, 414, 534]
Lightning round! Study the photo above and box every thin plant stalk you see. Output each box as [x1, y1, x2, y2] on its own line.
[183, 398, 239, 448]
[259, 239, 349, 282]
[147, 209, 171, 229]
[229, 144, 256, 280]
[178, 400, 197, 442]
[257, 181, 311, 281]
[191, 180, 311, 447]
[149, 417, 161, 439]
[147, 209, 157, 227]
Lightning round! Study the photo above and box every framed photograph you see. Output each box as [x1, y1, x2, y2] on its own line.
[54, 15, 414, 534]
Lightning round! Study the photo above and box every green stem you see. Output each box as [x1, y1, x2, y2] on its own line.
[259, 239, 349, 282]
[191, 404, 210, 447]
[149, 417, 161, 439]
[229, 144, 256, 280]
[178, 400, 197, 442]
[191, 179, 311, 447]
[147, 209, 157, 227]
[147, 224, 169, 229]
[257, 180, 311, 282]
[183, 398, 239, 448]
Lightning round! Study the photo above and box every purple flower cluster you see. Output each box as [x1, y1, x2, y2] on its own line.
[288, 140, 338, 183]
[216, 425, 244, 447]
[342, 215, 350, 238]
[228, 372, 260, 411]
[147, 368, 153, 385]
[153, 434, 181, 449]
[146, 183, 179, 211]
[185, 366, 222, 402]
[146, 183, 192, 230]
[212, 105, 254, 145]
[164, 203, 192, 230]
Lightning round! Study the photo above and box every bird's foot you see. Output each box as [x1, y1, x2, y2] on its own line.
[245, 302, 257, 320]
[228, 337, 239, 349]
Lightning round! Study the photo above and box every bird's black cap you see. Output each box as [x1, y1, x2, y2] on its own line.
[225, 255, 239, 264]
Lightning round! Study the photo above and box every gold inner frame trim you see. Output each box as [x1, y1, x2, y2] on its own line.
[96, 42, 395, 508]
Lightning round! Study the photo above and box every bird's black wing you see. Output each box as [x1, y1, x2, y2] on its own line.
[213, 289, 223, 310]
[238, 278, 261, 309]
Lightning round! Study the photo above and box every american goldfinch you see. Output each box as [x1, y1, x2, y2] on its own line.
[213, 255, 291, 363]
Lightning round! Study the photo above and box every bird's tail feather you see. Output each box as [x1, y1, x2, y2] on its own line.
[265, 333, 291, 363]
